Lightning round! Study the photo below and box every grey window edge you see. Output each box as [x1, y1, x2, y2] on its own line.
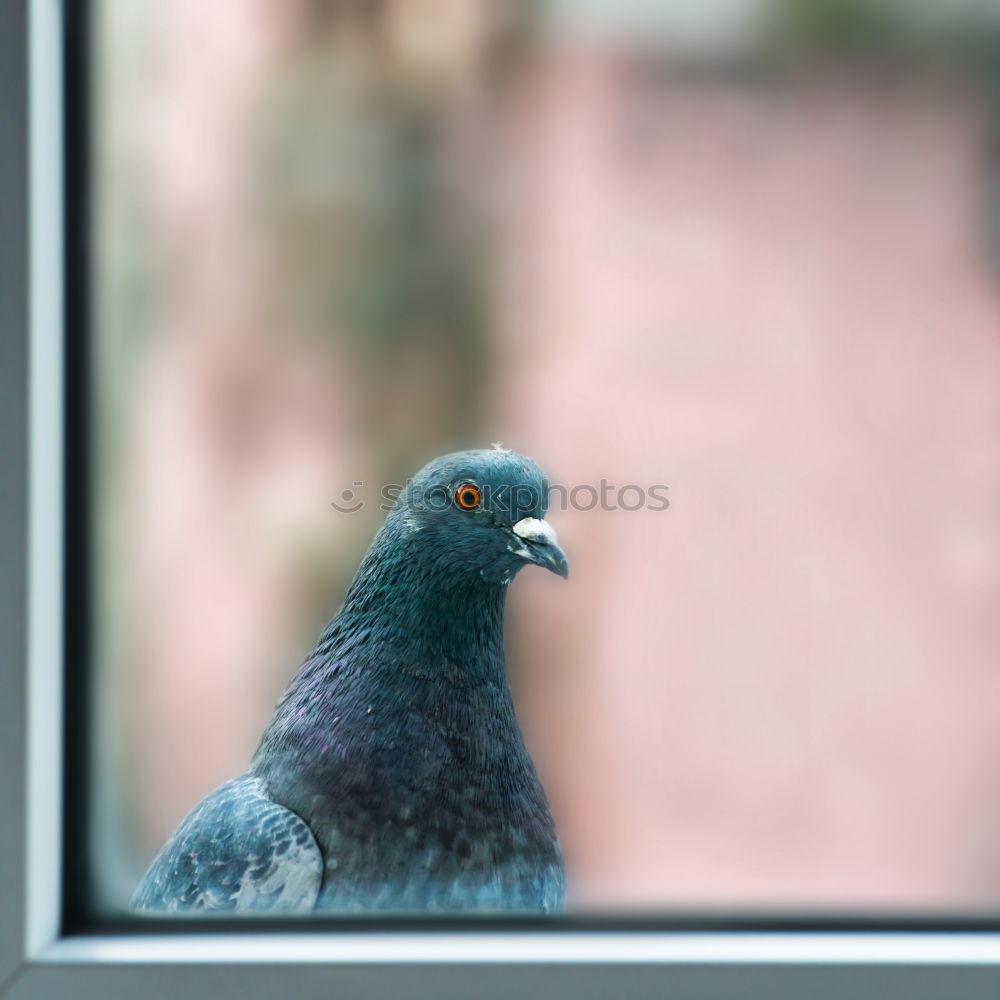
[7, 0, 1000, 996]
[0, 0, 30, 991]
[6, 961, 1000, 1000]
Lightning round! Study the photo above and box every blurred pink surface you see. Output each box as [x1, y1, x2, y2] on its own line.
[500, 55, 1000, 906]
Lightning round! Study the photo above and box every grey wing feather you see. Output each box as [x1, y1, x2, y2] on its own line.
[130, 773, 322, 914]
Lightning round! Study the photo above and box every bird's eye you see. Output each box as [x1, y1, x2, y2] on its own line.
[455, 483, 481, 511]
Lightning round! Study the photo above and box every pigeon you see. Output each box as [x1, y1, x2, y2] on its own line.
[131, 447, 568, 914]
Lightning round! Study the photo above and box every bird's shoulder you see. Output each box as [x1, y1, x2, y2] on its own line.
[130, 772, 322, 914]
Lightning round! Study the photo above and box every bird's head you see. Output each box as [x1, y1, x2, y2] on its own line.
[388, 447, 569, 584]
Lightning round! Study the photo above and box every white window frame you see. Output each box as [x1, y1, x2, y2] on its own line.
[4, 0, 1000, 995]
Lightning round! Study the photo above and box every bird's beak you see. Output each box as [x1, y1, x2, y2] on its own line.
[512, 518, 569, 579]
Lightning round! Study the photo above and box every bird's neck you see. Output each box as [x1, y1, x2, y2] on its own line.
[316, 523, 510, 686]
[252, 522, 529, 797]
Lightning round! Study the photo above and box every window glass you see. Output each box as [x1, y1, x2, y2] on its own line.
[92, 0, 1000, 915]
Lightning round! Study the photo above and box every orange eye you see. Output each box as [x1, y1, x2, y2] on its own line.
[455, 483, 481, 511]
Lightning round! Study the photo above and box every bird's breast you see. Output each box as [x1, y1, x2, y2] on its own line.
[257, 710, 562, 912]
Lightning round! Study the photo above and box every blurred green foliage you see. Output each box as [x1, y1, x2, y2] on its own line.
[767, 0, 1000, 89]
[252, 44, 493, 485]
[770, 0, 896, 56]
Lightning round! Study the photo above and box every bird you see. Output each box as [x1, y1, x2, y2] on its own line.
[130, 447, 568, 914]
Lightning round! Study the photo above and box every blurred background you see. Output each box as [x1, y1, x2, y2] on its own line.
[92, 0, 1000, 912]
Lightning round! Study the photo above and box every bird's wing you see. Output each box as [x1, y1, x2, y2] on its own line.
[130, 773, 323, 914]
